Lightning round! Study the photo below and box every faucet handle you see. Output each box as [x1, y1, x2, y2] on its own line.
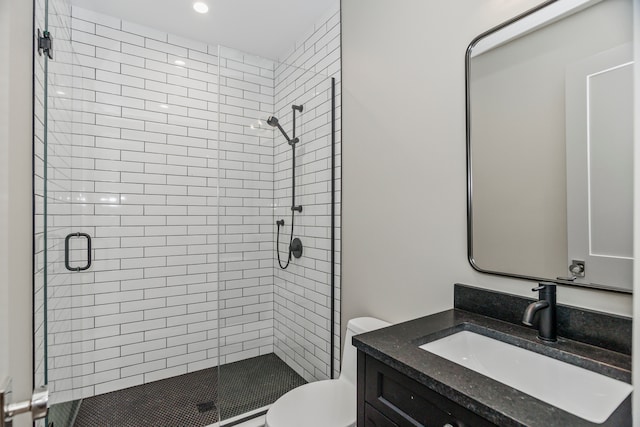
[532, 282, 557, 292]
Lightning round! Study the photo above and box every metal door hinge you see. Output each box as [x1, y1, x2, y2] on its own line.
[37, 29, 53, 60]
[1, 378, 49, 427]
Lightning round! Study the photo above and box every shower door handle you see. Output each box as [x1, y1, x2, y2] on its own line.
[65, 232, 92, 271]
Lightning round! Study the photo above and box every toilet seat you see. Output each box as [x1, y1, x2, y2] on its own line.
[265, 379, 356, 427]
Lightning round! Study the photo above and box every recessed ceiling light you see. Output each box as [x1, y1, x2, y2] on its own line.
[174, 60, 186, 66]
[56, 90, 65, 95]
[159, 104, 169, 109]
[193, 2, 209, 13]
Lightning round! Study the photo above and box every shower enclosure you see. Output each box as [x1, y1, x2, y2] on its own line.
[33, 0, 341, 425]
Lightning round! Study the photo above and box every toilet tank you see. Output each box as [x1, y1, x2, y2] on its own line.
[340, 317, 390, 385]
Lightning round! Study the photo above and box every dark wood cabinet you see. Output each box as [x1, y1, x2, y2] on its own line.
[357, 351, 497, 427]
[364, 403, 399, 427]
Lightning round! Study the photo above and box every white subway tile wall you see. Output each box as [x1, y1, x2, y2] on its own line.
[272, 3, 342, 382]
[42, 4, 341, 404]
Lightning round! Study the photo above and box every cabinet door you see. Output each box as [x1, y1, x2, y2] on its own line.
[363, 356, 496, 427]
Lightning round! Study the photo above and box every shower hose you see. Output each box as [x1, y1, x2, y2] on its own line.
[276, 211, 295, 269]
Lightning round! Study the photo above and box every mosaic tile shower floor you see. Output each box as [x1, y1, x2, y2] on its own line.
[61, 354, 306, 427]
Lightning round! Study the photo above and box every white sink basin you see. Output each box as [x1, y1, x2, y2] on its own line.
[419, 330, 632, 424]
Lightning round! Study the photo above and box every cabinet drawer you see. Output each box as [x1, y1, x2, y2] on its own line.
[364, 403, 399, 427]
[364, 355, 496, 427]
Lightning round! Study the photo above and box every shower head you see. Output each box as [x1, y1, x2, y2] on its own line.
[267, 116, 279, 127]
[267, 115, 295, 144]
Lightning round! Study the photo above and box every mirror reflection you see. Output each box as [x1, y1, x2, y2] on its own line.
[467, 0, 633, 292]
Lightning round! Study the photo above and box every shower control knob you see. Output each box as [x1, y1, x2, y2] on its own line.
[290, 238, 303, 259]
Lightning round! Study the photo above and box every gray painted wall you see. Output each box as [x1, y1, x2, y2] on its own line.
[0, 0, 35, 426]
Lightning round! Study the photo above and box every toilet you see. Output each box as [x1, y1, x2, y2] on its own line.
[265, 317, 391, 427]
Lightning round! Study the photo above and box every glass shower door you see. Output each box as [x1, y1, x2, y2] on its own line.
[35, 0, 90, 425]
[33, 0, 48, 407]
[35, 2, 224, 425]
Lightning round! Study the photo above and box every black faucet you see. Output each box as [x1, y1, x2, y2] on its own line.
[522, 282, 557, 342]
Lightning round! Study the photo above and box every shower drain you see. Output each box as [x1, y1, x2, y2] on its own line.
[196, 401, 217, 413]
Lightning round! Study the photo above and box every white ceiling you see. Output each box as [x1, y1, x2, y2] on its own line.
[70, 0, 338, 60]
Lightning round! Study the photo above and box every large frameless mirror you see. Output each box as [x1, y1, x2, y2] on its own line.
[466, 0, 633, 293]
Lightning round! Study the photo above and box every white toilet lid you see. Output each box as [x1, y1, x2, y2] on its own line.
[265, 379, 356, 427]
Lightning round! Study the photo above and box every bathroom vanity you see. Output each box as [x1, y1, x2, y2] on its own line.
[354, 285, 632, 427]
[357, 350, 495, 427]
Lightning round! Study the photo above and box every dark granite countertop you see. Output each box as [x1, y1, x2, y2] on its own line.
[353, 309, 631, 427]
